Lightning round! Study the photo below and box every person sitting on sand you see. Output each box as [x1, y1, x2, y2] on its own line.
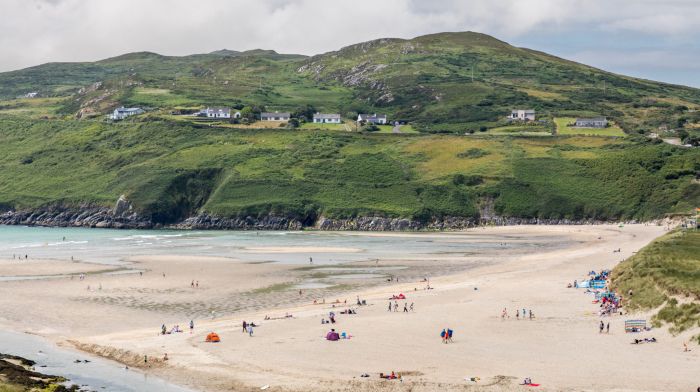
[163, 353, 169, 361]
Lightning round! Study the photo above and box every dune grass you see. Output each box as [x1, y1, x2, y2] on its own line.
[611, 229, 700, 342]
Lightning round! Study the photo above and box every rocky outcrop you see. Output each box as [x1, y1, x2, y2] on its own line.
[0, 198, 621, 231]
[0, 203, 152, 229]
[174, 214, 303, 230]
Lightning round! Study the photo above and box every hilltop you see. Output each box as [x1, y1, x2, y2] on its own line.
[0, 31, 698, 228]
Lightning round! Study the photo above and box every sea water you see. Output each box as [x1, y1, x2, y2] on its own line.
[0, 225, 560, 267]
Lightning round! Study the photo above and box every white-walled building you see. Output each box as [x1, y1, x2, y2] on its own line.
[110, 107, 144, 120]
[357, 113, 387, 124]
[509, 109, 536, 121]
[200, 107, 231, 119]
[261, 112, 290, 121]
[312, 113, 341, 124]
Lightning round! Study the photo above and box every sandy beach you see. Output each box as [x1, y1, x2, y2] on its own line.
[0, 225, 697, 391]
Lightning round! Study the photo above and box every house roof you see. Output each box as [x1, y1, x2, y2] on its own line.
[261, 112, 290, 117]
[313, 113, 341, 119]
[204, 107, 231, 114]
[512, 109, 535, 114]
[115, 107, 142, 113]
[358, 113, 387, 120]
[576, 117, 607, 122]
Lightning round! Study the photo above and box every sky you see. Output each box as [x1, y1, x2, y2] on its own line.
[2, 0, 699, 87]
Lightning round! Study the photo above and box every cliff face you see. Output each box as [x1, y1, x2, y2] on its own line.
[0, 205, 612, 231]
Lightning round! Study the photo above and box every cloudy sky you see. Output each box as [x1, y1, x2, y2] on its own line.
[2, 0, 699, 87]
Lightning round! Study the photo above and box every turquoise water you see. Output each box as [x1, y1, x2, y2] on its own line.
[0, 330, 194, 392]
[0, 225, 559, 267]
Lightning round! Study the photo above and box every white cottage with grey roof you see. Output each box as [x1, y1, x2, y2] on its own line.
[575, 117, 608, 128]
[509, 109, 535, 121]
[312, 113, 341, 124]
[110, 107, 144, 120]
[261, 112, 290, 121]
[357, 113, 387, 124]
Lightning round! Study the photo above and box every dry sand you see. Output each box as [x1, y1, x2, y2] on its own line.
[0, 225, 697, 391]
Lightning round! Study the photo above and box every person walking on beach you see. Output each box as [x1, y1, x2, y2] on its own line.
[242, 320, 247, 333]
[410, 303, 414, 312]
[606, 322, 610, 333]
[196, 281, 199, 288]
[529, 309, 533, 320]
[309, 257, 313, 265]
[501, 308, 508, 319]
[191, 280, 195, 288]
[599, 321, 604, 334]
[247, 324, 254, 337]
[388, 302, 392, 312]
[394, 302, 399, 312]
[189, 320, 194, 334]
[403, 303, 408, 312]
[516, 309, 520, 320]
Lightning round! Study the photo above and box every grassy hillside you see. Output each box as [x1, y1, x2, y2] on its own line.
[1, 32, 699, 139]
[0, 117, 696, 224]
[611, 229, 700, 342]
[0, 31, 698, 224]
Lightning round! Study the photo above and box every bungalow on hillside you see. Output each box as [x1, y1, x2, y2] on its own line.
[200, 107, 231, 119]
[575, 117, 608, 128]
[313, 113, 341, 124]
[261, 112, 290, 121]
[509, 109, 535, 121]
[110, 107, 144, 120]
[357, 113, 387, 125]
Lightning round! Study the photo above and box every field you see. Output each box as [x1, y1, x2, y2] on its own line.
[611, 229, 700, 342]
[555, 117, 626, 137]
[375, 124, 417, 133]
[300, 122, 349, 131]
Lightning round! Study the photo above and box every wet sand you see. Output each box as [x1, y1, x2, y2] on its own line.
[0, 225, 696, 391]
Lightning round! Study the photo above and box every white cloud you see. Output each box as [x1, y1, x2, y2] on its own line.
[0, 0, 699, 86]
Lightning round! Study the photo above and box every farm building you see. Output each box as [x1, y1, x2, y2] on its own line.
[357, 113, 387, 124]
[313, 113, 341, 124]
[575, 117, 608, 128]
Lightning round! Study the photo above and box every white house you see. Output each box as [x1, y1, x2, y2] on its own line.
[312, 113, 341, 124]
[261, 112, 290, 121]
[357, 113, 387, 125]
[200, 107, 231, 119]
[232, 111, 242, 119]
[509, 109, 535, 121]
[575, 117, 608, 128]
[110, 107, 144, 120]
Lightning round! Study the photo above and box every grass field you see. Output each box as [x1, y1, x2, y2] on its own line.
[375, 124, 417, 133]
[611, 229, 700, 342]
[2, 118, 696, 224]
[555, 117, 626, 137]
[300, 122, 348, 131]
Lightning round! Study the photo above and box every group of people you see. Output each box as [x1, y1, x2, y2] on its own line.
[501, 307, 534, 320]
[242, 321, 256, 336]
[440, 328, 454, 343]
[388, 301, 414, 312]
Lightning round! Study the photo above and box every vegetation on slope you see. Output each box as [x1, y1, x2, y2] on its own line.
[0, 118, 696, 224]
[1, 32, 699, 139]
[610, 230, 700, 342]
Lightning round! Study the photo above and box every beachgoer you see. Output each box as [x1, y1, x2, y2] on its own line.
[516, 309, 520, 320]
[403, 303, 408, 312]
[388, 302, 392, 312]
[161, 324, 166, 335]
[606, 322, 610, 333]
[599, 321, 604, 333]
[191, 280, 194, 288]
[189, 320, 194, 333]
[394, 302, 399, 312]
[410, 303, 414, 312]
[242, 321, 247, 333]
[501, 308, 508, 319]
[196, 281, 199, 288]
[440, 328, 447, 344]
[247, 324, 254, 337]
[309, 257, 313, 264]
[529, 310, 533, 320]
[163, 353, 169, 361]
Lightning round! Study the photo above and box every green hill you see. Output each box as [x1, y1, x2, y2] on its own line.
[0, 31, 698, 227]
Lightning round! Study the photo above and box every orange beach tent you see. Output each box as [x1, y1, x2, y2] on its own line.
[206, 332, 221, 342]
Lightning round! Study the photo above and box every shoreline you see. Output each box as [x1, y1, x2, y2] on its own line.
[1, 224, 696, 392]
[0, 206, 662, 231]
